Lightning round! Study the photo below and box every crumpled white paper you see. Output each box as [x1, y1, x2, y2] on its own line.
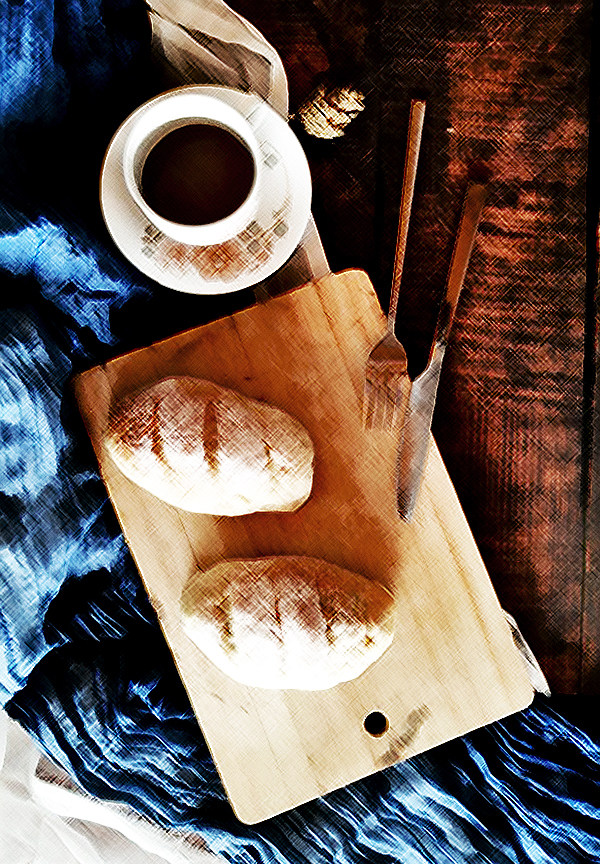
[0, 710, 220, 864]
[146, 0, 289, 117]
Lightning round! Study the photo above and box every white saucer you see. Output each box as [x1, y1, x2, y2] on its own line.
[100, 86, 312, 295]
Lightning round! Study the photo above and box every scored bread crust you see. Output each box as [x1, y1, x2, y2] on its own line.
[104, 376, 314, 515]
[180, 556, 395, 690]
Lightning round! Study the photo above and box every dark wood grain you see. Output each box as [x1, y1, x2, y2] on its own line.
[583, 0, 600, 694]
[432, 3, 589, 694]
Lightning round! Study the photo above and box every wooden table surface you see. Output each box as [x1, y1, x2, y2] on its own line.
[225, 0, 594, 693]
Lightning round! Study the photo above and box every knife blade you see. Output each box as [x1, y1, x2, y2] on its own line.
[396, 182, 487, 520]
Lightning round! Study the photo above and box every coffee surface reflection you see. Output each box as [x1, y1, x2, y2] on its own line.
[140, 123, 255, 226]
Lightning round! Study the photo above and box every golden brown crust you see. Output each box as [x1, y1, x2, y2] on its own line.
[180, 556, 395, 690]
[104, 376, 314, 515]
[202, 399, 220, 474]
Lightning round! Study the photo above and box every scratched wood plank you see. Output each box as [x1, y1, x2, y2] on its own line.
[433, 3, 589, 693]
[73, 270, 532, 823]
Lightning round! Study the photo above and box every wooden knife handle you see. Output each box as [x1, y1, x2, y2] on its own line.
[388, 99, 427, 329]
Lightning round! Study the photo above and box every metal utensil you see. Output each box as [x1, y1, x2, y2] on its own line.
[396, 182, 487, 520]
[363, 99, 426, 430]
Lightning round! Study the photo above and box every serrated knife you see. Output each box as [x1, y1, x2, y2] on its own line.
[396, 182, 487, 520]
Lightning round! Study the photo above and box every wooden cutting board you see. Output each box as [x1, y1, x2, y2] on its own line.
[73, 270, 533, 824]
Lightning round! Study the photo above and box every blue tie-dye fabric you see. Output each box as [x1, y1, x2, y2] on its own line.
[0, 2, 598, 862]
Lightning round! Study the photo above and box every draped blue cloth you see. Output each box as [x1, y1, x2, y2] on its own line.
[1, 2, 599, 862]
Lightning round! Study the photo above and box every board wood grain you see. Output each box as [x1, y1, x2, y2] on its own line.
[72, 270, 533, 823]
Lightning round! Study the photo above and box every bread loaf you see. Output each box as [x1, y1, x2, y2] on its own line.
[180, 556, 395, 690]
[104, 377, 314, 515]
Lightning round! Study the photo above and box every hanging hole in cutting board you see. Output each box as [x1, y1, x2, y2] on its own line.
[363, 711, 389, 737]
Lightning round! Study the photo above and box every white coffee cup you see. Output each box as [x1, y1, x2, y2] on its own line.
[101, 85, 313, 294]
[122, 89, 263, 247]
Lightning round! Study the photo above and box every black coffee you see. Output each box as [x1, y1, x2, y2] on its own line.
[140, 123, 255, 226]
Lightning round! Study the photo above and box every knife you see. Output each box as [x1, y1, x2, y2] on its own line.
[396, 182, 487, 520]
